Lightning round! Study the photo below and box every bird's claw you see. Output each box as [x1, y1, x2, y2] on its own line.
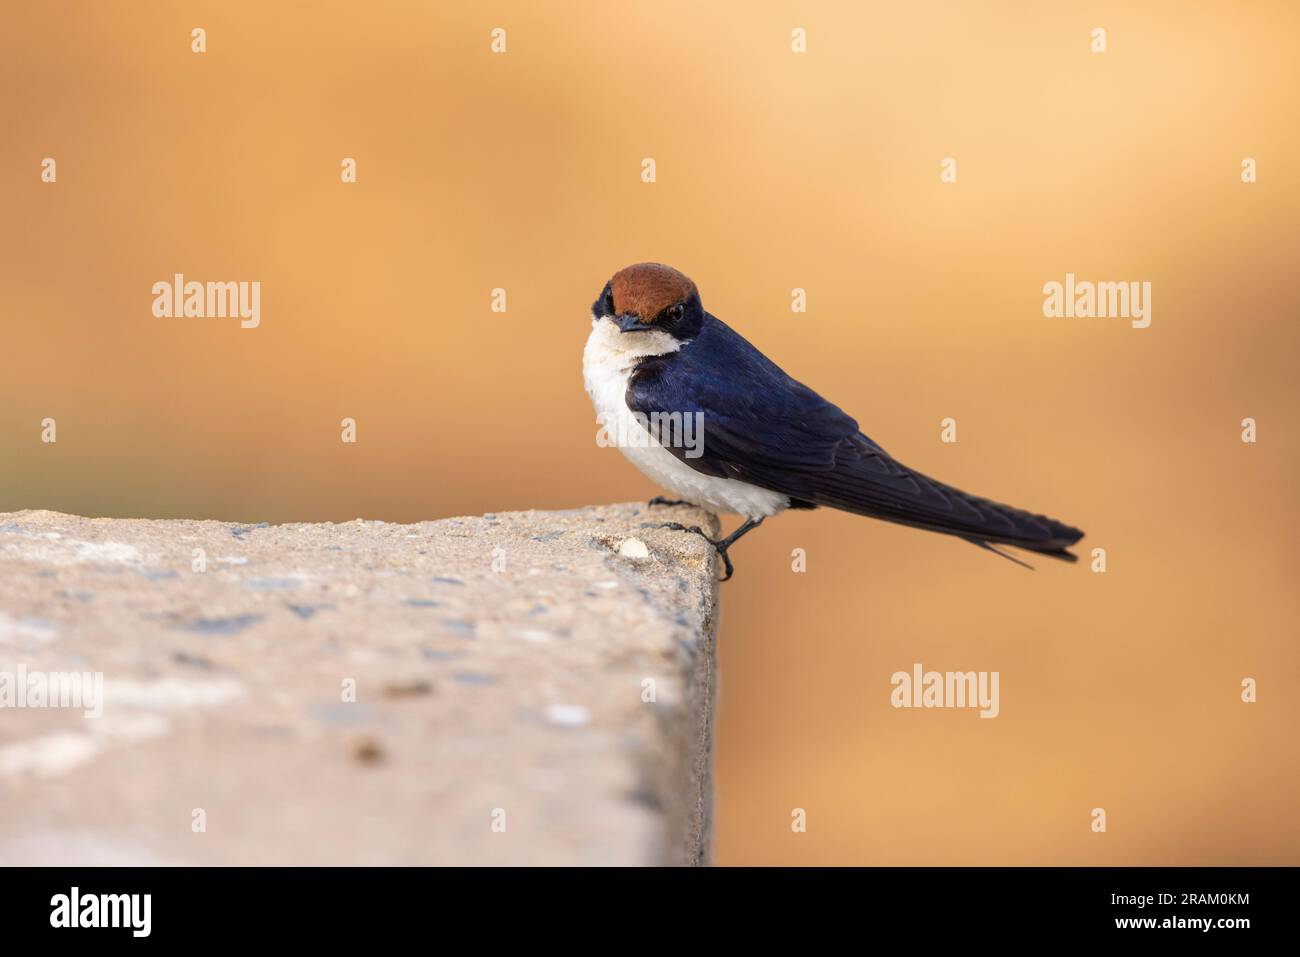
[716, 551, 735, 582]
[656, 522, 735, 582]
[648, 496, 692, 508]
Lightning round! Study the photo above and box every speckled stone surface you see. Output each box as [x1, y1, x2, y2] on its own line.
[0, 503, 720, 866]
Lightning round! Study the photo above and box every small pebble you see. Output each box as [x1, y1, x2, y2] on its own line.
[617, 538, 650, 560]
[544, 705, 591, 728]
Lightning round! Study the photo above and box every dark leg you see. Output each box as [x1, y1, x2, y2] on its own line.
[657, 516, 765, 582]
[713, 517, 765, 581]
[648, 496, 693, 508]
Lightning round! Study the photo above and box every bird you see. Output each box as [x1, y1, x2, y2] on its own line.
[583, 262, 1084, 581]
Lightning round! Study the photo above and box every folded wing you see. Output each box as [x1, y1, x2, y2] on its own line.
[626, 316, 1084, 559]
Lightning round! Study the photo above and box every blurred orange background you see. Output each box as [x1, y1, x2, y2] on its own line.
[2, 1, 1297, 864]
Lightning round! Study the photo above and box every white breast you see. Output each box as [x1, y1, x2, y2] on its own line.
[582, 317, 789, 520]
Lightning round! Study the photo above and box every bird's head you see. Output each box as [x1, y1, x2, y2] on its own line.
[591, 263, 704, 344]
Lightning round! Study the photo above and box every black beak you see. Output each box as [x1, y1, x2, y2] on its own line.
[615, 313, 656, 333]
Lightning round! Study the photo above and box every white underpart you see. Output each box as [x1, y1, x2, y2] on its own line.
[583, 316, 789, 520]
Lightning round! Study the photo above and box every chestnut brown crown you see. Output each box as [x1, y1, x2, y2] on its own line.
[609, 263, 699, 321]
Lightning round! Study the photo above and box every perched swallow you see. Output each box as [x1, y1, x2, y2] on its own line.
[583, 262, 1084, 580]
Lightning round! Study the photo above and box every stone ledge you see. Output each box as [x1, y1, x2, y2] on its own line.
[0, 503, 720, 866]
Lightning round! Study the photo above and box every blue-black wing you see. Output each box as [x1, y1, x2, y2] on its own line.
[625, 315, 1083, 558]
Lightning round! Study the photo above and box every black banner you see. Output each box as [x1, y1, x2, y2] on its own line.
[0, 866, 1280, 942]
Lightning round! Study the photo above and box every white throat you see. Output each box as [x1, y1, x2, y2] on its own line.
[581, 315, 789, 519]
[582, 315, 682, 372]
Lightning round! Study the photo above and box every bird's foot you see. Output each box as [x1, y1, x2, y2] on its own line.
[648, 496, 693, 508]
[656, 522, 736, 582]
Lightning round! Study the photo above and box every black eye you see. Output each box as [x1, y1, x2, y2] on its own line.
[667, 303, 684, 322]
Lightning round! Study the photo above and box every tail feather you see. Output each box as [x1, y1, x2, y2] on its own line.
[777, 435, 1084, 561]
